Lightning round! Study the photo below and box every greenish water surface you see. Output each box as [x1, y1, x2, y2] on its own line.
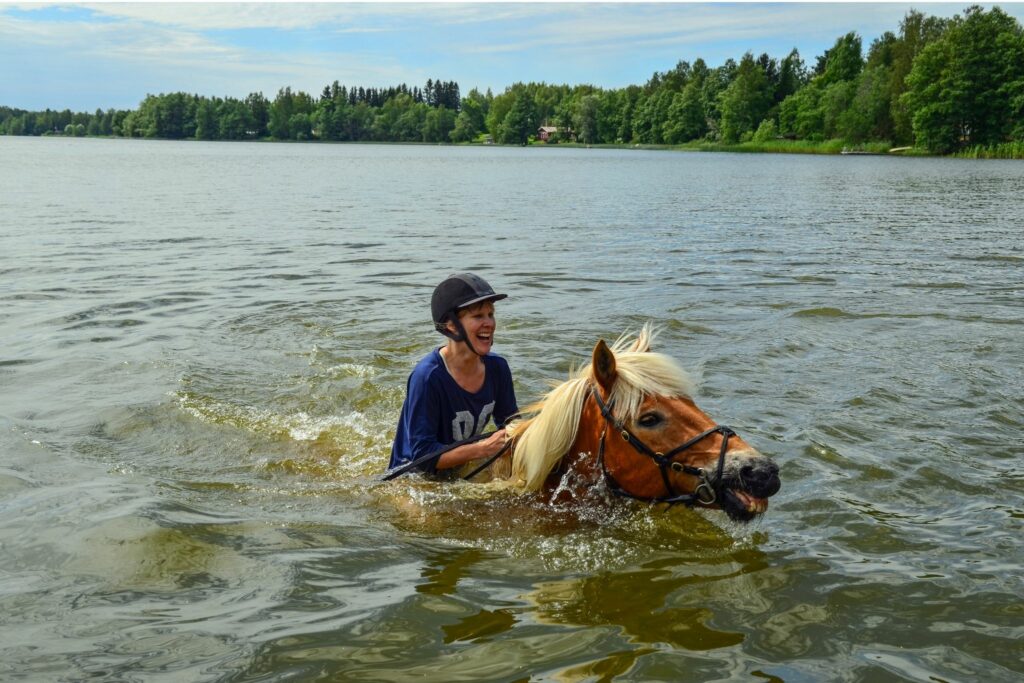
[1, 137, 1022, 681]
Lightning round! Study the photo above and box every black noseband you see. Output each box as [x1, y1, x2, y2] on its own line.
[592, 388, 734, 507]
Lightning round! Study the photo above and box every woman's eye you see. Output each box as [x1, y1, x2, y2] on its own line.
[638, 413, 662, 428]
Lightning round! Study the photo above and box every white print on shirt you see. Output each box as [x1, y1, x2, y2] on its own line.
[452, 401, 495, 441]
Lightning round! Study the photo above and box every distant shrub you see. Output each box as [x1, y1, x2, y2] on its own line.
[752, 119, 778, 143]
[953, 142, 1024, 159]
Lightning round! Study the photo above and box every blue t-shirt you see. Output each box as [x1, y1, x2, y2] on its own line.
[389, 348, 518, 473]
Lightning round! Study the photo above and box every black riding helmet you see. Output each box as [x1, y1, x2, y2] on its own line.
[431, 273, 507, 348]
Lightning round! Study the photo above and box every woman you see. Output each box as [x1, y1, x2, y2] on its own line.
[388, 273, 518, 475]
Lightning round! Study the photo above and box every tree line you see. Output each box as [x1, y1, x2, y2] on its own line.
[3, 6, 1022, 155]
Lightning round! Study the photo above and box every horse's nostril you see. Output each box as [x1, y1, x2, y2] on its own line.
[737, 459, 781, 498]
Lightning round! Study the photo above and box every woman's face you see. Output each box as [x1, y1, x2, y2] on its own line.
[450, 301, 496, 354]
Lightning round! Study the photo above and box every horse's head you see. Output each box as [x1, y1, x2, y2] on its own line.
[586, 338, 780, 522]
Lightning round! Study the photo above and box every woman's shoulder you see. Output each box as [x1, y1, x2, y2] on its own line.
[409, 348, 446, 382]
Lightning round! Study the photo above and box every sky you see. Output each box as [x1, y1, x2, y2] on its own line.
[3, 2, 1023, 112]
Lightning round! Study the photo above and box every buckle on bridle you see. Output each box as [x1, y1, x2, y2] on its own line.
[694, 480, 717, 505]
[687, 467, 714, 504]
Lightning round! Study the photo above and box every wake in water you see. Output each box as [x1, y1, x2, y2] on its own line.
[167, 358, 762, 574]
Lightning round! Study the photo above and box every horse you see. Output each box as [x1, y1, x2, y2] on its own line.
[475, 325, 781, 522]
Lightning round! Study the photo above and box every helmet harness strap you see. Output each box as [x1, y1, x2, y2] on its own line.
[440, 313, 485, 357]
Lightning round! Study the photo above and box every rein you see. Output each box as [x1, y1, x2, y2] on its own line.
[380, 431, 514, 482]
[381, 431, 492, 481]
[461, 438, 513, 481]
[591, 388, 734, 507]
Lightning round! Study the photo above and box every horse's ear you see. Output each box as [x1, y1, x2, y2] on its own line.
[592, 339, 617, 393]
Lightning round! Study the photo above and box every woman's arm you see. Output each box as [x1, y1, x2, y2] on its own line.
[436, 429, 507, 470]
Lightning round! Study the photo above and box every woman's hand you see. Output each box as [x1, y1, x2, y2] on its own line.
[436, 428, 507, 470]
[483, 428, 507, 456]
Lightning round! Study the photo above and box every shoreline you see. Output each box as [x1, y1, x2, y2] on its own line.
[533, 140, 930, 157]
[17, 133, 1024, 159]
[6, 133, 921, 156]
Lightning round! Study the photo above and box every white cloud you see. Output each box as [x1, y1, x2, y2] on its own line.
[2, 11, 236, 62]
[456, 4, 904, 56]
[0, 8, 415, 105]
[70, 2, 554, 31]
[80, 3, 391, 30]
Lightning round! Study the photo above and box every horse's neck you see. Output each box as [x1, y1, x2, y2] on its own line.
[541, 397, 605, 495]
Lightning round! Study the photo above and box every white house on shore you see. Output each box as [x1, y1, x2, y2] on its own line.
[537, 125, 575, 142]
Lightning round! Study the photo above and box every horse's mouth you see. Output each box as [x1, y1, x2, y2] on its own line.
[714, 456, 779, 522]
[721, 488, 770, 522]
[731, 489, 769, 514]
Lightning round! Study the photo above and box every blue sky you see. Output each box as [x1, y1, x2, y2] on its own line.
[3, 2, 1022, 111]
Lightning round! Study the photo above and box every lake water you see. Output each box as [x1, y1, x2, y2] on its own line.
[1, 137, 1022, 682]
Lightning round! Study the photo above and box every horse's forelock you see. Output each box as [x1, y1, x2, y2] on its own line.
[603, 350, 695, 422]
[611, 322, 656, 354]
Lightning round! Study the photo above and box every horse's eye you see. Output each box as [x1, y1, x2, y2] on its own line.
[638, 413, 662, 428]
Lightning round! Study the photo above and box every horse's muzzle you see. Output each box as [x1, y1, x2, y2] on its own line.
[718, 455, 780, 521]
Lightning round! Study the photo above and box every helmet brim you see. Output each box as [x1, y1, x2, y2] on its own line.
[454, 292, 507, 311]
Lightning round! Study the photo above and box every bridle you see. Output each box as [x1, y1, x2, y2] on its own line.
[591, 387, 735, 507]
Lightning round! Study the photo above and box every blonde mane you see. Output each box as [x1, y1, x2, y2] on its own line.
[503, 324, 696, 491]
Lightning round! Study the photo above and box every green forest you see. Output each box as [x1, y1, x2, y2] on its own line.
[3, 6, 1023, 157]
